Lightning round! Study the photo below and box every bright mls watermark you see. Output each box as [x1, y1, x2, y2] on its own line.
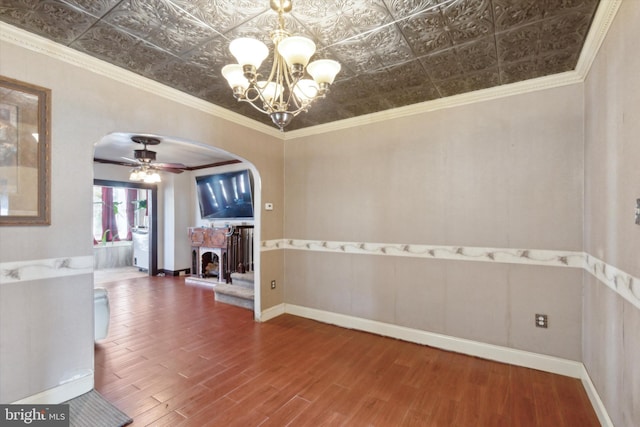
[0, 405, 69, 426]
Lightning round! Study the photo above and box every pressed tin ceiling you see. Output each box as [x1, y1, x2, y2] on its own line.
[0, 0, 600, 132]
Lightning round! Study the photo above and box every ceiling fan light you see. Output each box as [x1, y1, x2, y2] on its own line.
[229, 37, 269, 71]
[129, 170, 143, 182]
[222, 64, 249, 93]
[277, 36, 316, 69]
[307, 59, 341, 86]
[144, 171, 161, 183]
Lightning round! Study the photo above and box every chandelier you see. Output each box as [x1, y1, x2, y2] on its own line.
[129, 166, 161, 183]
[222, 0, 341, 131]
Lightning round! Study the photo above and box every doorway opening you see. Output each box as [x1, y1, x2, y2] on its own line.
[93, 179, 158, 276]
[92, 132, 263, 319]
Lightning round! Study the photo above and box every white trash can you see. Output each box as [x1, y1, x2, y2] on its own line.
[94, 287, 110, 341]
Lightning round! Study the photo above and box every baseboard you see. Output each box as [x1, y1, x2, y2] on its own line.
[284, 304, 584, 378]
[260, 303, 285, 322]
[580, 366, 614, 427]
[11, 373, 93, 404]
[265, 305, 613, 422]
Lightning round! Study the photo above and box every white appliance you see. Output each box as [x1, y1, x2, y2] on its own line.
[132, 229, 149, 271]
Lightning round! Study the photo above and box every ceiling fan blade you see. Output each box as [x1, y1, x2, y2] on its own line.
[152, 166, 184, 174]
[94, 158, 138, 167]
[122, 156, 142, 164]
[154, 162, 187, 169]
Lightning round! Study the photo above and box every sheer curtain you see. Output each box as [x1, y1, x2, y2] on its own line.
[126, 188, 137, 240]
[101, 187, 119, 242]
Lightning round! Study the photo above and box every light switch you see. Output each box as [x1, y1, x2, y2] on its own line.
[265, 202, 273, 211]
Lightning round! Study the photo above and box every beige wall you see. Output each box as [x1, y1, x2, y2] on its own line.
[0, 39, 285, 402]
[2, 2, 639, 421]
[583, 0, 640, 425]
[284, 85, 585, 361]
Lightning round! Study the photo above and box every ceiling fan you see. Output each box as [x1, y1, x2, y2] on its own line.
[123, 135, 187, 175]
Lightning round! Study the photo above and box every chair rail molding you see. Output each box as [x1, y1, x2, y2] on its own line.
[0, 255, 93, 285]
[262, 238, 640, 311]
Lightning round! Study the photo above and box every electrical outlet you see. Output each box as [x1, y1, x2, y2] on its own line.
[270, 280, 276, 289]
[535, 314, 548, 328]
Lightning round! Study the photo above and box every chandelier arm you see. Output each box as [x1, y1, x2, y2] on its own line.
[242, 87, 267, 105]
[274, 40, 296, 111]
[263, 48, 280, 85]
[254, 86, 277, 113]
[247, 69, 278, 112]
[237, 95, 309, 117]
[282, 56, 300, 109]
[289, 83, 305, 110]
[274, 53, 285, 108]
[282, 104, 309, 117]
[242, 82, 300, 116]
[241, 97, 276, 115]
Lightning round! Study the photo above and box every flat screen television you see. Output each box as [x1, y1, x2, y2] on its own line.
[196, 169, 254, 220]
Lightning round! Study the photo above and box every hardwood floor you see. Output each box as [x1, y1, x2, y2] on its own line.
[94, 276, 600, 426]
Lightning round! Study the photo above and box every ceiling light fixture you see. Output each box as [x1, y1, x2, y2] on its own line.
[222, 0, 341, 131]
[129, 166, 161, 183]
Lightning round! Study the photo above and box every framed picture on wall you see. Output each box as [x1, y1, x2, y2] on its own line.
[0, 75, 51, 225]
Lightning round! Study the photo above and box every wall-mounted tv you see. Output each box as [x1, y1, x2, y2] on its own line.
[195, 169, 254, 220]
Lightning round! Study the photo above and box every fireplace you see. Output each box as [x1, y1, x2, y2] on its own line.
[189, 227, 229, 281]
[191, 248, 223, 279]
[188, 226, 254, 282]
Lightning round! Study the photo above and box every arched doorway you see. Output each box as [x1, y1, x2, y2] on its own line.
[93, 132, 263, 319]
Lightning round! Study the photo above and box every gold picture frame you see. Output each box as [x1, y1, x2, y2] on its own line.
[0, 75, 51, 225]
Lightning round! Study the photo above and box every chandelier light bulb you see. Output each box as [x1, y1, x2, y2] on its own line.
[307, 59, 341, 86]
[222, 64, 249, 95]
[229, 38, 269, 77]
[277, 36, 316, 69]
[257, 81, 283, 104]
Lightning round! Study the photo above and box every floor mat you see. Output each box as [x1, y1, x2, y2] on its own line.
[65, 390, 132, 427]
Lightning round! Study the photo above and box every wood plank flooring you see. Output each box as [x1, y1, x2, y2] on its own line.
[94, 276, 600, 426]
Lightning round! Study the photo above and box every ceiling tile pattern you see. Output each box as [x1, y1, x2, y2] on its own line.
[0, 0, 600, 131]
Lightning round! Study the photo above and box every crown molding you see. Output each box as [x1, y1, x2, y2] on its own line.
[283, 0, 622, 140]
[283, 71, 583, 139]
[0, 0, 621, 140]
[0, 22, 283, 139]
[574, 0, 622, 77]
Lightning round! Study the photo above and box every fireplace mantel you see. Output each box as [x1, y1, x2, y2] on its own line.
[188, 227, 229, 249]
